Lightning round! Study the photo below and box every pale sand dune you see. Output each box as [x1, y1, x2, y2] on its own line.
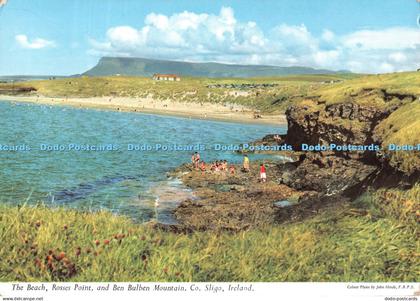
[0, 95, 286, 125]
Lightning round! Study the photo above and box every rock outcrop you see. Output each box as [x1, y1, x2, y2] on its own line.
[171, 88, 419, 230]
[272, 89, 420, 221]
[286, 102, 391, 162]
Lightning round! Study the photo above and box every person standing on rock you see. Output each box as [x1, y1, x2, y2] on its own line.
[260, 163, 267, 183]
[195, 152, 201, 169]
[243, 154, 250, 172]
[191, 152, 200, 169]
[191, 153, 196, 168]
[200, 161, 206, 174]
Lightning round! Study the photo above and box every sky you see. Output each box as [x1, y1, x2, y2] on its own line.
[0, 0, 419, 75]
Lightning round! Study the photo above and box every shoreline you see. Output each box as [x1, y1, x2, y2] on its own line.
[0, 95, 287, 126]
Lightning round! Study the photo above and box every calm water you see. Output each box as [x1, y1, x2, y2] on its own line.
[0, 101, 286, 222]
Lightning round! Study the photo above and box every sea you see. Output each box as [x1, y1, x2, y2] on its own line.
[0, 100, 287, 223]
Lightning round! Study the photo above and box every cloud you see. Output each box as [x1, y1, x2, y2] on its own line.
[321, 29, 335, 42]
[15, 34, 55, 49]
[89, 7, 420, 73]
[341, 27, 419, 50]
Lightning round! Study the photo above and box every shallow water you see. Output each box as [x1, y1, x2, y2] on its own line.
[0, 101, 286, 222]
[274, 200, 292, 208]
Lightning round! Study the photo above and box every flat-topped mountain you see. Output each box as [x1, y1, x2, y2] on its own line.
[83, 57, 349, 78]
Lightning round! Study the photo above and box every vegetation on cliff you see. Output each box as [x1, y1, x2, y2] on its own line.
[286, 71, 420, 175]
[374, 101, 420, 174]
[312, 72, 420, 107]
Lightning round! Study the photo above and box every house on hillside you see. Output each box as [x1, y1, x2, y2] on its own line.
[152, 74, 181, 81]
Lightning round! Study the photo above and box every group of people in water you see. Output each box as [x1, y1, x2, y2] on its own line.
[191, 152, 267, 182]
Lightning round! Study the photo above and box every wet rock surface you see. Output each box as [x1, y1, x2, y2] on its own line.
[170, 157, 362, 231]
[278, 153, 378, 194]
[171, 163, 297, 231]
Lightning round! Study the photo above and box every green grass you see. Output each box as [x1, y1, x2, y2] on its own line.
[2, 72, 418, 113]
[312, 71, 420, 107]
[374, 101, 420, 174]
[355, 184, 420, 227]
[0, 74, 358, 113]
[1, 187, 418, 282]
[288, 72, 420, 174]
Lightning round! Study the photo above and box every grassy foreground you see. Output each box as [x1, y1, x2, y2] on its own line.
[0, 185, 418, 282]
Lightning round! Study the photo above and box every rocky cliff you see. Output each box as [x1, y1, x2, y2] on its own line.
[170, 88, 419, 230]
[277, 88, 419, 206]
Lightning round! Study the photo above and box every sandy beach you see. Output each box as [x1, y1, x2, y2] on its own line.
[0, 95, 286, 125]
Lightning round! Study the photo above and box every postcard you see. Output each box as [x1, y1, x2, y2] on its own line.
[0, 1, 419, 300]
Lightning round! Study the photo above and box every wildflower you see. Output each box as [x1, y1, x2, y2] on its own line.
[104, 239, 110, 245]
[86, 248, 92, 254]
[140, 235, 146, 241]
[94, 240, 100, 246]
[163, 267, 168, 274]
[34, 258, 41, 268]
[47, 262, 56, 271]
[66, 263, 77, 276]
[75, 247, 81, 256]
[56, 251, 66, 261]
[63, 224, 68, 230]
[404, 200, 414, 208]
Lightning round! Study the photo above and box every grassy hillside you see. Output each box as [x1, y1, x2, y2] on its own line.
[0, 74, 359, 113]
[313, 72, 420, 174]
[0, 184, 418, 282]
[282, 72, 420, 174]
[1, 72, 417, 113]
[313, 71, 420, 107]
